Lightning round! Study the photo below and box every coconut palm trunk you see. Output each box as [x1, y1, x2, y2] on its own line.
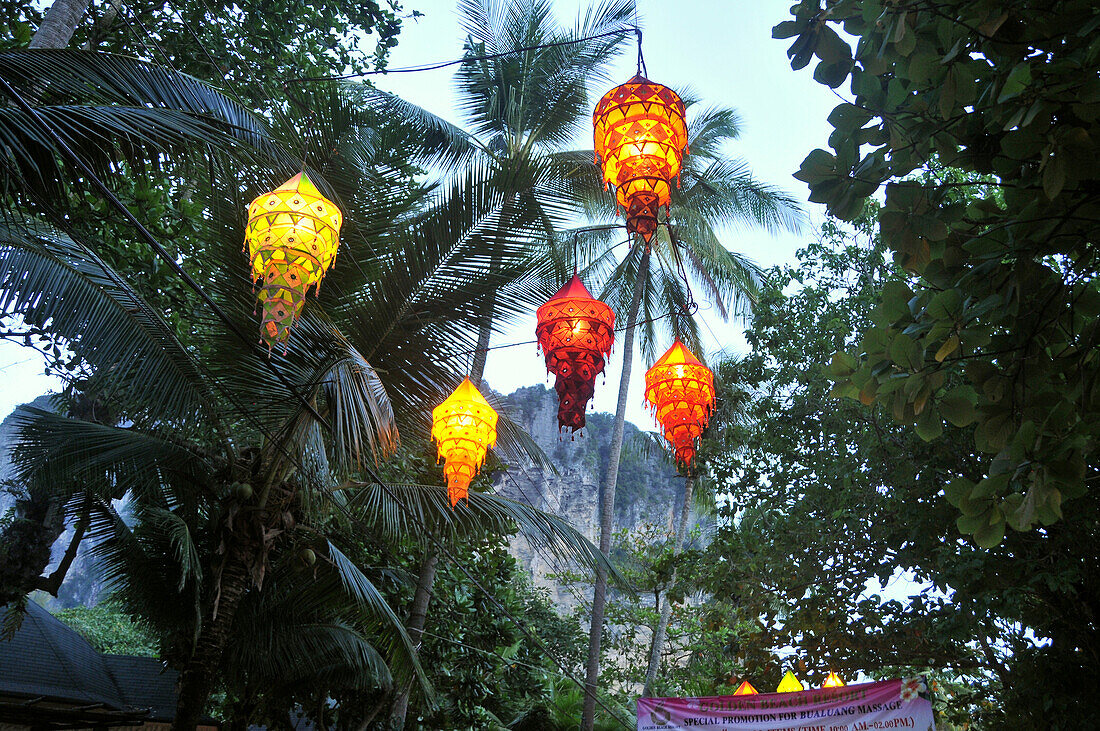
[642, 475, 695, 696]
[388, 550, 441, 729]
[29, 0, 91, 49]
[172, 548, 253, 730]
[581, 246, 650, 730]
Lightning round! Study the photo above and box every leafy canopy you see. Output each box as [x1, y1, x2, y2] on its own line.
[777, 0, 1100, 545]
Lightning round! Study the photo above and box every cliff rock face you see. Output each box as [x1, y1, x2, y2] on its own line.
[495, 385, 684, 609]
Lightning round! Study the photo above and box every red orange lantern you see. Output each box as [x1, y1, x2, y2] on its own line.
[245, 172, 342, 351]
[733, 680, 758, 696]
[535, 274, 615, 432]
[593, 75, 688, 242]
[822, 671, 846, 688]
[431, 378, 498, 507]
[644, 340, 714, 466]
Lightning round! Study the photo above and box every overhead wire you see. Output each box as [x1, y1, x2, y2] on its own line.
[284, 26, 643, 83]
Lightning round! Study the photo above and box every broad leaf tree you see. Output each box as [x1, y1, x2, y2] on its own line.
[776, 0, 1100, 545]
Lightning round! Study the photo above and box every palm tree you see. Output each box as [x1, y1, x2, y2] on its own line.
[0, 51, 621, 729]
[563, 100, 805, 728]
[368, 5, 803, 722]
[365, 2, 638, 725]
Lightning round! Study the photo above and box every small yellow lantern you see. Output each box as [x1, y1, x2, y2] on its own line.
[777, 670, 804, 693]
[431, 378, 498, 507]
[733, 680, 758, 695]
[593, 75, 688, 242]
[822, 671, 846, 688]
[245, 172, 342, 350]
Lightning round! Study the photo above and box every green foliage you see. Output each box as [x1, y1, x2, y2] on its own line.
[53, 598, 157, 656]
[778, 0, 1100, 543]
[703, 214, 1098, 728]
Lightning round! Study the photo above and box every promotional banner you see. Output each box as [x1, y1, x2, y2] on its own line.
[637, 677, 935, 731]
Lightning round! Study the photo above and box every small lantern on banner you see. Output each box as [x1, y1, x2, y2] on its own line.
[822, 671, 846, 688]
[535, 274, 615, 433]
[245, 172, 342, 351]
[644, 340, 714, 467]
[777, 671, 805, 693]
[733, 680, 758, 696]
[593, 75, 688, 242]
[431, 378, 498, 507]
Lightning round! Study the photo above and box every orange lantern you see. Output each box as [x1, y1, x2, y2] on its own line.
[644, 340, 714, 466]
[733, 680, 758, 695]
[593, 75, 688, 242]
[431, 378, 498, 506]
[822, 671, 846, 688]
[245, 172, 342, 350]
[535, 273, 615, 433]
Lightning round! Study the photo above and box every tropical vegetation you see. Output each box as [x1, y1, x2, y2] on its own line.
[2, 1, 1096, 730]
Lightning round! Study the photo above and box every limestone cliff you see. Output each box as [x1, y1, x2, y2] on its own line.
[495, 385, 686, 609]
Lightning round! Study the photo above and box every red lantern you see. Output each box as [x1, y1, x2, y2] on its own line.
[644, 340, 714, 466]
[535, 274, 615, 432]
[594, 75, 688, 242]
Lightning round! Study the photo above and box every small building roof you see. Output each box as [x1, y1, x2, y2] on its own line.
[0, 601, 214, 728]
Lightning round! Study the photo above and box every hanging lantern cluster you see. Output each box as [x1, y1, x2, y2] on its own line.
[535, 274, 615, 433]
[593, 75, 688, 242]
[644, 340, 714, 467]
[431, 378, 498, 506]
[245, 172, 342, 350]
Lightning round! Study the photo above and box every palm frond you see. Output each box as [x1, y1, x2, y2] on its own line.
[11, 407, 215, 507]
[0, 220, 215, 424]
[344, 482, 631, 593]
[0, 50, 283, 193]
[324, 540, 432, 698]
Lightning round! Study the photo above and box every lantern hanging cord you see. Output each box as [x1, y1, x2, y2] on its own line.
[635, 26, 647, 76]
[283, 27, 641, 83]
[666, 225, 698, 316]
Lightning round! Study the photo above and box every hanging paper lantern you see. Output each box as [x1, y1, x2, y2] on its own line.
[822, 671, 846, 688]
[431, 378, 498, 507]
[733, 680, 758, 696]
[245, 172, 342, 350]
[535, 274, 615, 432]
[644, 340, 714, 466]
[777, 671, 805, 693]
[593, 75, 688, 242]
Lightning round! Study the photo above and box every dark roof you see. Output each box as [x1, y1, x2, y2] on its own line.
[0, 600, 127, 709]
[104, 655, 179, 722]
[0, 601, 213, 727]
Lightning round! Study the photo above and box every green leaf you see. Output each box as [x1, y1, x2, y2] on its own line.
[939, 389, 977, 426]
[998, 62, 1032, 103]
[915, 407, 943, 441]
[973, 517, 1006, 548]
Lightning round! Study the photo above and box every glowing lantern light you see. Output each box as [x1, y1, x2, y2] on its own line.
[822, 671, 846, 688]
[535, 274, 615, 433]
[777, 671, 804, 693]
[593, 75, 688, 242]
[245, 172, 342, 350]
[733, 680, 758, 696]
[431, 378, 498, 507]
[644, 340, 714, 466]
